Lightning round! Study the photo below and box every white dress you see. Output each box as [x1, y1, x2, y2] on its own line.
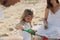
[36, 9, 60, 39]
[18, 22, 31, 40]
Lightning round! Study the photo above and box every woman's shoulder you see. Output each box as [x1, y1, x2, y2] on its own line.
[45, 7, 50, 12]
[45, 7, 50, 14]
[45, 7, 49, 10]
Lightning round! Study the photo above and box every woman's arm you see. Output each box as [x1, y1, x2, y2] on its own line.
[44, 8, 49, 30]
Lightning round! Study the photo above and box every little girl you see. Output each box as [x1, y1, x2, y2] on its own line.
[16, 9, 35, 40]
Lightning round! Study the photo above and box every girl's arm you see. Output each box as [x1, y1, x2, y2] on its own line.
[16, 24, 24, 30]
[44, 8, 49, 30]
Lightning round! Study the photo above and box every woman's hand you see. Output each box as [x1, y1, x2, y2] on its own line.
[44, 23, 48, 30]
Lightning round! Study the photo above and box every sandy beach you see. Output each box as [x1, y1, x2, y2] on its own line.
[0, 0, 60, 40]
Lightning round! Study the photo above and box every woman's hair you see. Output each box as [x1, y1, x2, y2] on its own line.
[47, 0, 59, 8]
[20, 9, 33, 23]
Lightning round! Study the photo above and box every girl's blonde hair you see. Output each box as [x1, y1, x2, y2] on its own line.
[20, 9, 33, 25]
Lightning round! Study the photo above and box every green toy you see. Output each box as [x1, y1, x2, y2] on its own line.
[24, 29, 35, 35]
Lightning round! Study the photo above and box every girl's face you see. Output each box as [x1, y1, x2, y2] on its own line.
[50, 0, 57, 6]
[24, 15, 33, 22]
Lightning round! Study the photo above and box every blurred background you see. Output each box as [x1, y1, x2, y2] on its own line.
[0, 0, 60, 39]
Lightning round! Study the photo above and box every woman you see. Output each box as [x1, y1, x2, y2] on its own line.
[36, 0, 60, 40]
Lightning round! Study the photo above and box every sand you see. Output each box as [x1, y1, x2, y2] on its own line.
[0, 0, 60, 40]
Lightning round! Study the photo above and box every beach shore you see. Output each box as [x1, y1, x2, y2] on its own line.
[0, 0, 60, 40]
